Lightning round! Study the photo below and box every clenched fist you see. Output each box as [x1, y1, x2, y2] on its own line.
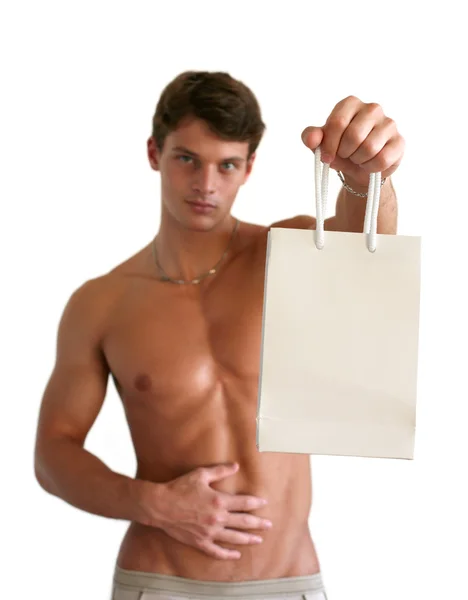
[301, 95, 405, 189]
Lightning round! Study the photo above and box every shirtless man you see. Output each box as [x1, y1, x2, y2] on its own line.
[34, 71, 403, 600]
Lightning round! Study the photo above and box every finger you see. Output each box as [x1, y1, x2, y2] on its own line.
[321, 96, 363, 163]
[347, 119, 397, 166]
[225, 512, 273, 531]
[198, 539, 241, 560]
[221, 493, 268, 512]
[215, 528, 263, 546]
[358, 137, 405, 175]
[301, 126, 324, 152]
[201, 463, 239, 484]
[337, 110, 386, 159]
[320, 154, 365, 185]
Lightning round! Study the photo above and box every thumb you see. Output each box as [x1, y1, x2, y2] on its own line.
[204, 462, 239, 484]
[301, 126, 324, 152]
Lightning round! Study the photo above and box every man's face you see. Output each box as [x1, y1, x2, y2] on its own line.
[148, 117, 255, 231]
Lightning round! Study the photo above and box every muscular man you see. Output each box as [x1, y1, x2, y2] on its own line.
[34, 71, 403, 600]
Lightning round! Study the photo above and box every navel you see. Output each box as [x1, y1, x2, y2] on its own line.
[134, 373, 153, 392]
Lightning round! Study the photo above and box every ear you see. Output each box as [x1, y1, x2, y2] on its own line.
[147, 137, 161, 171]
[244, 152, 256, 179]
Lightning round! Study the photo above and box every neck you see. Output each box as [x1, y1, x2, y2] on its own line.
[153, 208, 238, 283]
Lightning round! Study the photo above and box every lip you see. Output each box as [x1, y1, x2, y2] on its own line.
[186, 200, 217, 214]
[187, 200, 216, 208]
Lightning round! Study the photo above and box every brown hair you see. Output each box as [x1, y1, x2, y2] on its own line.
[152, 71, 266, 159]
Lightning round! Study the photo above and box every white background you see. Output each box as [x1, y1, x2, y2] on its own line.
[2, 1, 467, 599]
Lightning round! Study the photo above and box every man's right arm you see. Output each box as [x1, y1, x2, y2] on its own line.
[34, 278, 151, 524]
[34, 278, 272, 559]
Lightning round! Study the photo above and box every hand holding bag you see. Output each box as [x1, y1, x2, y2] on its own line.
[256, 149, 421, 459]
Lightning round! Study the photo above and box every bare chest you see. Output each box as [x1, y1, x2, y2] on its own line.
[102, 254, 266, 405]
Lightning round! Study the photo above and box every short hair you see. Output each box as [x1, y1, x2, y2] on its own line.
[152, 71, 266, 159]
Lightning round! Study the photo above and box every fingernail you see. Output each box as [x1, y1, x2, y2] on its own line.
[253, 536, 263, 543]
[321, 153, 333, 163]
[265, 520, 273, 527]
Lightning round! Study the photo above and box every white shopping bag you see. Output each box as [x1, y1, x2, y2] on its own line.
[256, 150, 421, 459]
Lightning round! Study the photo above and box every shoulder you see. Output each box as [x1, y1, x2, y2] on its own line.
[81, 242, 153, 300]
[60, 275, 119, 338]
[241, 216, 317, 250]
[269, 214, 316, 230]
[60, 247, 147, 337]
[245, 216, 317, 263]
[65, 274, 118, 310]
[267, 214, 339, 232]
[243, 215, 317, 245]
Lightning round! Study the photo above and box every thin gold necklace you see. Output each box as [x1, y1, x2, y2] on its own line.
[152, 218, 240, 285]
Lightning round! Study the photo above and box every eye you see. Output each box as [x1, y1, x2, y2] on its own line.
[177, 155, 193, 164]
[221, 162, 236, 171]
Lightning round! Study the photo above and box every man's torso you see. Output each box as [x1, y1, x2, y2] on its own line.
[93, 220, 318, 581]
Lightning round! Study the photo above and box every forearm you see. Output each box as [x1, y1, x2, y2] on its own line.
[35, 438, 156, 524]
[332, 176, 398, 234]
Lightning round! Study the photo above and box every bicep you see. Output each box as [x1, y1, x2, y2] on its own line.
[36, 282, 110, 447]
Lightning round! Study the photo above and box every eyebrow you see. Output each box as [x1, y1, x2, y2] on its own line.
[172, 146, 246, 162]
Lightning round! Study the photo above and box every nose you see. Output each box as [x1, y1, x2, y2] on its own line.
[192, 164, 217, 196]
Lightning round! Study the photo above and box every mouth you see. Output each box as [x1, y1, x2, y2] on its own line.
[186, 199, 217, 214]
[187, 200, 217, 208]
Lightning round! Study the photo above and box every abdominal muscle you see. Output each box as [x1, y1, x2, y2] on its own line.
[114, 381, 319, 581]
